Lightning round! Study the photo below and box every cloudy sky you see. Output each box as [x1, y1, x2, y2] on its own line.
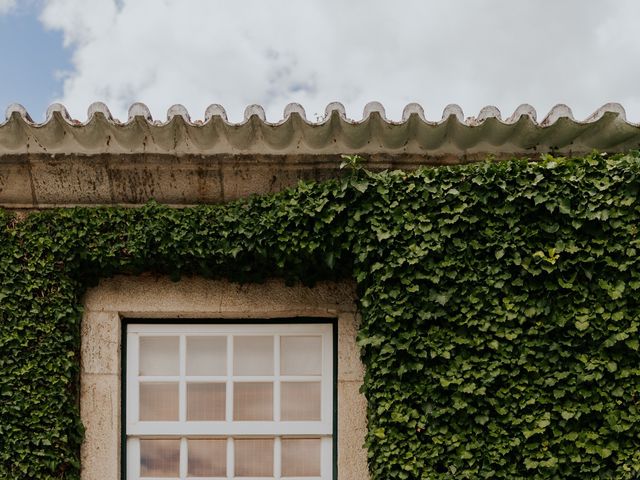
[1, 0, 639, 122]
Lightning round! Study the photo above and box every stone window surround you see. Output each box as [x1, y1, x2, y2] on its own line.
[81, 275, 368, 480]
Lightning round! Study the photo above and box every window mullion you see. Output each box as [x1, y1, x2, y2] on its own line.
[227, 437, 234, 480]
[321, 436, 333, 480]
[127, 421, 330, 437]
[321, 328, 333, 430]
[274, 436, 282, 479]
[274, 334, 281, 423]
[179, 335, 186, 424]
[226, 334, 233, 423]
[179, 437, 187, 479]
[127, 333, 140, 426]
[127, 437, 140, 479]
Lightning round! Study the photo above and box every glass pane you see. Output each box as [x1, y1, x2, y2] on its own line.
[281, 382, 321, 421]
[139, 336, 179, 376]
[281, 336, 322, 376]
[234, 438, 274, 477]
[139, 382, 179, 421]
[233, 382, 273, 421]
[188, 439, 226, 477]
[140, 439, 180, 477]
[187, 383, 226, 421]
[282, 438, 321, 477]
[233, 336, 273, 376]
[186, 336, 227, 376]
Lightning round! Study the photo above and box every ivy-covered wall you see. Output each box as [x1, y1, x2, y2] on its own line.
[1, 152, 639, 479]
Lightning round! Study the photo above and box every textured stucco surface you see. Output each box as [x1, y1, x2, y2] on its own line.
[81, 275, 366, 479]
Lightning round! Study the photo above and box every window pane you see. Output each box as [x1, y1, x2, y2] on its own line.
[187, 383, 226, 421]
[139, 336, 179, 376]
[233, 382, 273, 421]
[186, 336, 227, 376]
[188, 439, 226, 477]
[281, 382, 321, 421]
[234, 438, 274, 477]
[139, 383, 179, 421]
[282, 438, 321, 477]
[233, 336, 273, 376]
[140, 439, 180, 477]
[281, 336, 322, 376]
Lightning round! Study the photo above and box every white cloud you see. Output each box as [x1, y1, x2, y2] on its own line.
[0, 0, 16, 14]
[40, 0, 640, 122]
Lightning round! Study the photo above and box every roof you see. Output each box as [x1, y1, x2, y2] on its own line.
[1, 102, 639, 156]
[1, 102, 639, 209]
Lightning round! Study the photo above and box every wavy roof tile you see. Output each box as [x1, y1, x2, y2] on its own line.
[1, 102, 639, 156]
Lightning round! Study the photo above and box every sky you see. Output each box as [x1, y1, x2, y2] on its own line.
[1, 0, 640, 123]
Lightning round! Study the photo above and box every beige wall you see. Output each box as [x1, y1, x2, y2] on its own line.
[81, 275, 368, 479]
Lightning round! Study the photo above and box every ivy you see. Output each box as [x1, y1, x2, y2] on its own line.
[1, 152, 640, 478]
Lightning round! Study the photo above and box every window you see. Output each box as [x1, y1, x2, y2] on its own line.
[125, 322, 334, 479]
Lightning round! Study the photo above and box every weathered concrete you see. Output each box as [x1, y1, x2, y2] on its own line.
[0, 152, 528, 209]
[81, 276, 367, 480]
[81, 311, 120, 375]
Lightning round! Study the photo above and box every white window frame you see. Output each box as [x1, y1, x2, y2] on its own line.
[125, 322, 334, 480]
